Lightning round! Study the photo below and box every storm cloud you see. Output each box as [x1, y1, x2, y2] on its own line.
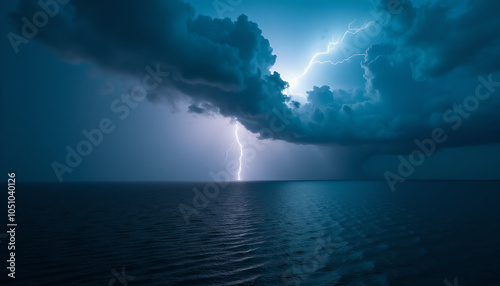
[10, 0, 500, 150]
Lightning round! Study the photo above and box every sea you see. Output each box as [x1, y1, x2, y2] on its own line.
[1, 181, 500, 285]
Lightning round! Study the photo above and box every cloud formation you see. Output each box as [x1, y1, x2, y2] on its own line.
[10, 0, 500, 150]
[381, 0, 500, 79]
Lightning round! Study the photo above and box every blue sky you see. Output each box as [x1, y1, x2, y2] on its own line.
[1, 0, 500, 182]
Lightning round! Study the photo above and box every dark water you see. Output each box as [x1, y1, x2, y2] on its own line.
[2, 181, 500, 285]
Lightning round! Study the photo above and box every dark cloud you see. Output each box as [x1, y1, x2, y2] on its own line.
[381, 0, 500, 79]
[307, 86, 335, 107]
[10, 0, 500, 151]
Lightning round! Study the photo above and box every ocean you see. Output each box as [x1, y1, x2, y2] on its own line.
[2, 181, 500, 285]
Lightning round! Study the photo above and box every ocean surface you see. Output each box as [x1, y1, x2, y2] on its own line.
[2, 181, 500, 285]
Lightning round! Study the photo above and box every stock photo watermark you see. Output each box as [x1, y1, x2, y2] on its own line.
[443, 276, 464, 286]
[6, 173, 17, 279]
[282, 234, 344, 286]
[385, 74, 500, 192]
[51, 64, 170, 182]
[212, 0, 243, 18]
[108, 267, 135, 286]
[7, 0, 70, 54]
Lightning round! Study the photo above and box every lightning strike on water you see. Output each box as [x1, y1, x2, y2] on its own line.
[235, 122, 244, 181]
[222, 121, 245, 181]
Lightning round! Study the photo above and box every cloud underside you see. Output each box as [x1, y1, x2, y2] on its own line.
[12, 0, 500, 151]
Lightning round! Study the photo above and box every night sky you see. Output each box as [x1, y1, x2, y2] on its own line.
[1, 0, 500, 182]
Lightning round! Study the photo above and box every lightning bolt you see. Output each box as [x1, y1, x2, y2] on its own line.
[224, 121, 245, 180]
[226, 21, 376, 179]
[287, 20, 374, 94]
[235, 122, 244, 181]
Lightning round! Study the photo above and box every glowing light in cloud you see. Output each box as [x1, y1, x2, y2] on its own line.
[287, 20, 374, 95]
[229, 21, 376, 178]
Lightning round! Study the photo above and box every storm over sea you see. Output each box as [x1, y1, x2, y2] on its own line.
[3, 181, 500, 285]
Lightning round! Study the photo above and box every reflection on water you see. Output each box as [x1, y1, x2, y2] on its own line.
[6, 181, 500, 285]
